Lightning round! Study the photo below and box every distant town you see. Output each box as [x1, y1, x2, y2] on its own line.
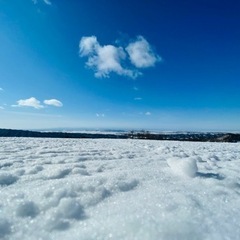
[0, 128, 239, 143]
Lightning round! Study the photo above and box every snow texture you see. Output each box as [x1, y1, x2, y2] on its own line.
[0, 137, 240, 239]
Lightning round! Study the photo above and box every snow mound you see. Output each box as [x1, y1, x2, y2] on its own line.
[27, 165, 44, 175]
[56, 198, 85, 220]
[113, 179, 139, 192]
[167, 157, 198, 178]
[16, 200, 39, 218]
[0, 173, 18, 186]
[0, 218, 11, 238]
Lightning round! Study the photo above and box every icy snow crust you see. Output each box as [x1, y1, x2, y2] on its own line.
[0, 138, 240, 240]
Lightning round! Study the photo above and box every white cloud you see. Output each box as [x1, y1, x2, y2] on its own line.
[80, 36, 139, 78]
[79, 35, 162, 78]
[12, 97, 44, 109]
[44, 99, 63, 107]
[88, 45, 130, 78]
[145, 112, 151, 116]
[0, 106, 4, 110]
[126, 36, 161, 68]
[0, 88, 3, 91]
[134, 97, 142, 101]
[79, 36, 99, 56]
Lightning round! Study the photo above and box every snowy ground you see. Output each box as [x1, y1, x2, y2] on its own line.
[0, 138, 240, 240]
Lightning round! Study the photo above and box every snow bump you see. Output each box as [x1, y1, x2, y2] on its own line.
[0, 173, 18, 186]
[16, 200, 40, 218]
[167, 157, 198, 178]
[0, 218, 11, 238]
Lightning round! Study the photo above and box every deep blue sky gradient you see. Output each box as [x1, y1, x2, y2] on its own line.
[0, 0, 240, 131]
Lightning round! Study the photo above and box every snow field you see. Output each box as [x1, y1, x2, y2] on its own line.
[0, 137, 240, 239]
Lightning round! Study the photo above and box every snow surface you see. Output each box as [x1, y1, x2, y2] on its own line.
[0, 137, 240, 240]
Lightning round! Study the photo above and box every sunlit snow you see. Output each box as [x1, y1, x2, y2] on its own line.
[0, 137, 240, 239]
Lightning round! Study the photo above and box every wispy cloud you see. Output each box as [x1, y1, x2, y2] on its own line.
[96, 113, 105, 117]
[12, 97, 44, 109]
[126, 36, 161, 68]
[79, 35, 161, 78]
[43, 0, 51, 5]
[133, 87, 139, 91]
[0, 106, 4, 110]
[32, 0, 52, 5]
[0, 88, 3, 91]
[145, 112, 151, 116]
[134, 97, 142, 101]
[44, 99, 63, 107]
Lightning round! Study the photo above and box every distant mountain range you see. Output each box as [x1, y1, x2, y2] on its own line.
[0, 128, 240, 142]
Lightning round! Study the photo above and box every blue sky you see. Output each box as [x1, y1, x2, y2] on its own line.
[0, 0, 240, 131]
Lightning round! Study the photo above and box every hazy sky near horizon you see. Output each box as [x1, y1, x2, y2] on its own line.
[0, 0, 240, 131]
